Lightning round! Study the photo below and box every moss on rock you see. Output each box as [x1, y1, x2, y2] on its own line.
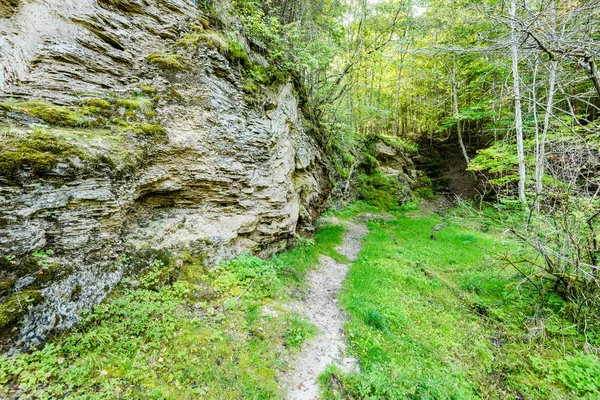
[116, 97, 153, 111]
[146, 53, 186, 72]
[132, 123, 167, 139]
[139, 85, 158, 96]
[0, 100, 84, 127]
[0, 0, 21, 19]
[0, 281, 13, 297]
[358, 173, 404, 210]
[85, 99, 113, 109]
[0, 290, 44, 330]
[0, 129, 84, 181]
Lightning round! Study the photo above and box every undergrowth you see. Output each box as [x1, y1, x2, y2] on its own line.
[321, 205, 600, 399]
[0, 223, 346, 399]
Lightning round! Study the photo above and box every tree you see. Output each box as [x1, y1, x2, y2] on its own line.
[509, 0, 527, 204]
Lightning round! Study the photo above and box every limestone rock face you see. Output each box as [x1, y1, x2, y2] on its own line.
[374, 140, 417, 186]
[0, 0, 331, 350]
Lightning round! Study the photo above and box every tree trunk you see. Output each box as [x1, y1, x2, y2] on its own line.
[587, 56, 600, 98]
[536, 60, 557, 200]
[393, 64, 404, 137]
[452, 58, 470, 165]
[393, 27, 410, 137]
[510, 0, 527, 204]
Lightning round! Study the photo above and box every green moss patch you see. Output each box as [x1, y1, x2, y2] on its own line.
[0, 101, 85, 128]
[176, 30, 229, 53]
[0, 92, 165, 182]
[146, 53, 186, 72]
[0, 129, 84, 181]
[115, 97, 153, 112]
[84, 99, 112, 109]
[0, 291, 43, 331]
[132, 123, 167, 139]
[373, 134, 418, 154]
[1, 95, 161, 132]
[139, 85, 157, 96]
[0, 123, 148, 182]
[357, 173, 406, 210]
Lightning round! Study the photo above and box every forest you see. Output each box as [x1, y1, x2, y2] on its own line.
[1, 0, 600, 398]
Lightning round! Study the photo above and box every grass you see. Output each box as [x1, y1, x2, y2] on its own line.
[0, 221, 346, 399]
[4, 200, 597, 399]
[273, 224, 347, 290]
[321, 205, 600, 399]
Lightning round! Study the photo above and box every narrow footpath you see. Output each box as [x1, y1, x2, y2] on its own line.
[283, 219, 368, 400]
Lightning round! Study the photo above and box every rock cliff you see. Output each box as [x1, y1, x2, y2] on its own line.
[0, 0, 332, 350]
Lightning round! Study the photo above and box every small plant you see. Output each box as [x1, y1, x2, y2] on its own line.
[555, 353, 600, 396]
[212, 254, 281, 300]
[32, 249, 54, 268]
[284, 315, 316, 347]
[364, 308, 387, 331]
[227, 37, 249, 65]
[295, 237, 315, 248]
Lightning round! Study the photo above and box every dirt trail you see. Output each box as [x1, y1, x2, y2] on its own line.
[282, 219, 368, 400]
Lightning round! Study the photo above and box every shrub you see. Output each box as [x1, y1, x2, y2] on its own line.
[227, 37, 249, 65]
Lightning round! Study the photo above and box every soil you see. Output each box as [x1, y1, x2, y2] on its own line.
[282, 219, 368, 400]
[417, 139, 479, 199]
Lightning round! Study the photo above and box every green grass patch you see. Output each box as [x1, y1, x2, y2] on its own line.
[273, 224, 347, 289]
[0, 221, 344, 399]
[322, 207, 600, 399]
